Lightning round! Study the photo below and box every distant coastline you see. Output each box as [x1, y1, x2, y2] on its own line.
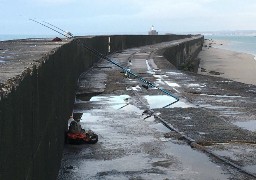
[0, 34, 56, 41]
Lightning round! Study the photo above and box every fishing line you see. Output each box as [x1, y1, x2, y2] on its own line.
[29, 19, 71, 38]
[30, 19, 179, 106]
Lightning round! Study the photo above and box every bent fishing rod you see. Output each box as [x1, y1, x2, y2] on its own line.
[29, 19, 179, 107]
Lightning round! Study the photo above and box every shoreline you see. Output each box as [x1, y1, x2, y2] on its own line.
[198, 39, 256, 86]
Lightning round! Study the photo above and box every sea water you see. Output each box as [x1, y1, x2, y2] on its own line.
[0, 34, 55, 41]
[205, 35, 256, 58]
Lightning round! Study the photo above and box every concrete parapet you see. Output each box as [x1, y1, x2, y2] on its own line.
[162, 35, 204, 72]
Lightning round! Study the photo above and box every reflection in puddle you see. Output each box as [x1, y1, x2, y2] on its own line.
[162, 143, 229, 180]
[153, 75, 168, 78]
[200, 94, 242, 98]
[187, 83, 206, 88]
[149, 123, 170, 133]
[166, 72, 183, 75]
[80, 112, 100, 123]
[120, 104, 143, 113]
[126, 85, 141, 91]
[90, 95, 130, 109]
[233, 120, 256, 131]
[90, 95, 130, 103]
[144, 95, 194, 109]
[88, 95, 143, 113]
[244, 165, 256, 175]
[164, 81, 180, 87]
[0, 60, 5, 63]
[200, 104, 237, 110]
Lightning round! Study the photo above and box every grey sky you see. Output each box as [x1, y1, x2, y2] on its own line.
[1, 0, 256, 35]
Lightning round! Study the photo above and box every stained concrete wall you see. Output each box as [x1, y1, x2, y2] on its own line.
[0, 35, 203, 180]
[162, 36, 204, 72]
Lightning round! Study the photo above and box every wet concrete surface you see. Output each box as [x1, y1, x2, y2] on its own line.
[58, 40, 256, 179]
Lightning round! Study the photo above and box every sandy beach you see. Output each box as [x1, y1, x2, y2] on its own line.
[198, 39, 256, 85]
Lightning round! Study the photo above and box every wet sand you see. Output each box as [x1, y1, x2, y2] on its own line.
[198, 39, 256, 85]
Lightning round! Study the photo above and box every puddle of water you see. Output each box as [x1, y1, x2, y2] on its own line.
[120, 104, 143, 113]
[187, 83, 206, 88]
[147, 71, 156, 75]
[153, 75, 168, 78]
[145, 60, 151, 71]
[0, 60, 5, 63]
[200, 104, 238, 110]
[162, 143, 229, 180]
[166, 72, 183, 75]
[233, 120, 256, 131]
[244, 165, 256, 175]
[90, 95, 130, 110]
[143, 115, 155, 122]
[90, 95, 129, 103]
[200, 94, 242, 98]
[215, 99, 234, 103]
[80, 112, 101, 123]
[126, 85, 141, 91]
[185, 125, 194, 127]
[136, 52, 149, 56]
[198, 132, 207, 135]
[144, 95, 194, 109]
[149, 123, 171, 133]
[164, 81, 180, 87]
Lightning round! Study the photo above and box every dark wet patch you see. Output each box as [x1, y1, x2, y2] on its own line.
[152, 160, 174, 168]
[164, 131, 183, 140]
[95, 168, 165, 178]
[209, 71, 224, 75]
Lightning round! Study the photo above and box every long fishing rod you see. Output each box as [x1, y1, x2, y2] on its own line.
[42, 21, 73, 37]
[78, 39, 179, 105]
[30, 20, 179, 106]
[29, 19, 71, 38]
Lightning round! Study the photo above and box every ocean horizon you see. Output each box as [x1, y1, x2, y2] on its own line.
[205, 35, 256, 59]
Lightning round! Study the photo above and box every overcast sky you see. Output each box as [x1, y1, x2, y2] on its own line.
[1, 0, 256, 35]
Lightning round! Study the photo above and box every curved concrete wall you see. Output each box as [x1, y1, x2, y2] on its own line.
[162, 36, 204, 72]
[0, 35, 203, 180]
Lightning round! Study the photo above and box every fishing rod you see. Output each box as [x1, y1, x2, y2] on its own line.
[29, 19, 72, 38]
[30, 20, 179, 106]
[42, 21, 73, 37]
[79, 39, 180, 105]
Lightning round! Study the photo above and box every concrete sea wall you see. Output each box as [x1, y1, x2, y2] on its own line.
[0, 35, 203, 180]
[162, 36, 204, 72]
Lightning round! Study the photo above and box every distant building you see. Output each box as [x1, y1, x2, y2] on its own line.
[148, 25, 158, 35]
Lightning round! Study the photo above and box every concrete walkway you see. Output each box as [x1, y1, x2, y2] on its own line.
[58, 41, 256, 180]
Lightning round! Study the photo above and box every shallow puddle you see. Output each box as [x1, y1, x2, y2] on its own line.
[90, 95, 130, 110]
[233, 120, 256, 131]
[144, 95, 194, 109]
[244, 165, 256, 175]
[164, 81, 180, 87]
[199, 94, 242, 98]
[166, 71, 183, 75]
[187, 83, 206, 88]
[162, 143, 229, 180]
[126, 85, 141, 91]
[149, 123, 171, 133]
